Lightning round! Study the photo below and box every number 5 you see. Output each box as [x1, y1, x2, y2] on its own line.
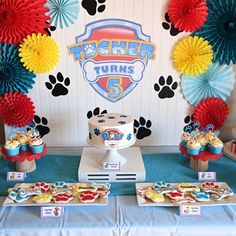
[107, 78, 123, 100]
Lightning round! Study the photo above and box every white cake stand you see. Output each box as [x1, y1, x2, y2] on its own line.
[78, 138, 146, 183]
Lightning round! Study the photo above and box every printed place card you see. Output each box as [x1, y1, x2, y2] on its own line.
[40, 207, 64, 218]
[103, 161, 120, 171]
[7, 172, 26, 181]
[180, 205, 201, 216]
[198, 172, 216, 181]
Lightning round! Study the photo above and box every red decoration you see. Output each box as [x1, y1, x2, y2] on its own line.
[168, 0, 208, 32]
[0, 0, 50, 45]
[0, 92, 35, 127]
[1, 145, 47, 162]
[193, 98, 228, 130]
[179, 144, 222, 162]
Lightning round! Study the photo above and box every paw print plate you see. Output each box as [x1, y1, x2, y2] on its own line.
[136, 182, 236, 207]
[3, 182, 110, 207]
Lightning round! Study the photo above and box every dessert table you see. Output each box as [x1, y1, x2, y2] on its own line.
[0, 150, 236, 236]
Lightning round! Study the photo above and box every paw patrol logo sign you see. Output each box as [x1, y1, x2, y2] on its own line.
[68, 19, 156, 102]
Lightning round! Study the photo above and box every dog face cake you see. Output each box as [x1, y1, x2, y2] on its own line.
[88, 113, 135, 148]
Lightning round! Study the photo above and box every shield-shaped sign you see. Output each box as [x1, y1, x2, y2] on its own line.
[68, 19, 156, 102]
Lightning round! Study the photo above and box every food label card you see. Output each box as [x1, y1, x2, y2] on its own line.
[7, 172, 26, 181]
[198, 172, 216, 181]
[40, 207, 64, 218]
[180, 205, 201, 216]
[103, 161, 120, 171]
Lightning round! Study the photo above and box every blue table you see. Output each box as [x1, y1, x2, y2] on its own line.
[0, 153, 236, 236]
[1, 153, 236, 196]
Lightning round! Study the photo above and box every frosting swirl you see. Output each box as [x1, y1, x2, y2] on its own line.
[187, 138, 201, 149]
[181, 132, 190, 142]
[30, 137, 43, 146]
[209, 138, 223, 148]
[4, 139, 20, 149]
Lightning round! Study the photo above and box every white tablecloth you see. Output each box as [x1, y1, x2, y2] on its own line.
[1, 196, 236, 236]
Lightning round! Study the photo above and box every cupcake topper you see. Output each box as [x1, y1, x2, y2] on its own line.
[183, 121, 201, 133]
[190, 130, 199, 138]
[192, 121, 200, 130]
[205, 124, 215, 132]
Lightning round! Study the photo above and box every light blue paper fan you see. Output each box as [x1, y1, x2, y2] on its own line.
[46, 0, 79, 29]
[181, 63, 235, 106]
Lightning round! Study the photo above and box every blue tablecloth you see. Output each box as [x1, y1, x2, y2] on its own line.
[1, 153, 236, 196]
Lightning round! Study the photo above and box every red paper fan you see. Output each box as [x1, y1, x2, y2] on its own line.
[0, 0, 50, 45]
[193, 98, 228, 130]
[0, 92, 35, 127]
[168, 0, 208, 32]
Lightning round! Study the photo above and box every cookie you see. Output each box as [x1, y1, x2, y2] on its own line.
[78, 191, 99, 203]
[145, 189, 165, 203]
[33, 182, 49, 193]
[18, 186, 42, 198]
[136, 187, 152, 198]
[50, 181, 72, 195]
[176, 183, 200, 193]
[171, 196, 195, 204]
[71, 183, 97, 196]
[53, 193, 73, 203]
[191, 190, 210, 202]
[210, 188, 233, 201]
[96, 187, 110, 198]
[166, 191, 185, 200]
[154, 181, 177, 194]
[200, 182, 221, 194]
[92, 183, 110, 198]
[8, 188, 30, 203]
[32, 193, 53, 204]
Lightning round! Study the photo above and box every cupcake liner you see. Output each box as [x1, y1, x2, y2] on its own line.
[187, 147, 200, 156]
[20, 144, 29, 151]
[208, 145, 223, 154]
[6, 146, 20, 156]
[30, 144, 44, 154]
[200, 145, 207, 151]
[181, 140, 188, 147]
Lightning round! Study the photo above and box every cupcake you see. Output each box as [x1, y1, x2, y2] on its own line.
[29, 137, 44, 154]
[208, 138, 223, 154]
[4, 139, 20, 156]
[205, 131, 217, 142]
[181, 132, 190, 147]
[198, 135, 208, 151]
[16, 134, 29, 151]
[186, 138, 201, 155]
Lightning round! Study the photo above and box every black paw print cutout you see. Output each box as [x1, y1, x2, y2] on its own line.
[45, 72, 70, 97]
[162, 12, 181, 36]
[134, 117, 152, 140]
[87, 107, 107, 119]
[31, 115, 50, 137]
[183, 115, 195, 133]
[82, 0, 106, 16]
[154, 75, 178, 99]
[44, 21, 56, 36]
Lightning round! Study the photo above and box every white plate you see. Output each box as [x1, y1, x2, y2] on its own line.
[3, 183, 108, 207]
[136, 182, 236, 207]
[224, 141, 236, 161]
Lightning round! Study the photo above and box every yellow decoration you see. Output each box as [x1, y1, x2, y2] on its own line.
[19, 33, 59, 74]
[173, 36, 213, 76]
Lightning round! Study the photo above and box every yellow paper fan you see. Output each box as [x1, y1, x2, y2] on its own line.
[173, 36, 213, 76]
[19, 33, 59, 74]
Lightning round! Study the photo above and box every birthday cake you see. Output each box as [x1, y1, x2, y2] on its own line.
[88, 113, 135, 148]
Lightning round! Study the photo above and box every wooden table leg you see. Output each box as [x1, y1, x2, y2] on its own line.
[16, 159, 36, 173]
[189, 157, 208, 171]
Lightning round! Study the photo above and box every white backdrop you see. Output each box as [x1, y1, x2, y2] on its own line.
[27, 0, 235, 147]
